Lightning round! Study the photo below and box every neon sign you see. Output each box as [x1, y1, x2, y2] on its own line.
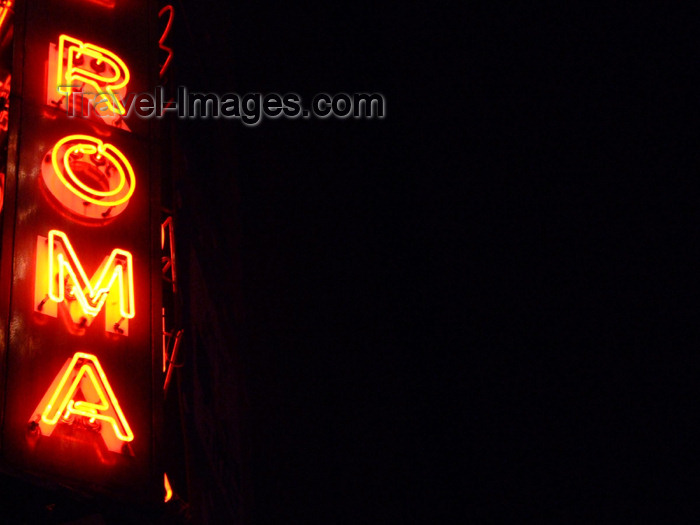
[1, 0, 163, 499]
[41, 134, 136, 220]
[30, 352, 133, 454]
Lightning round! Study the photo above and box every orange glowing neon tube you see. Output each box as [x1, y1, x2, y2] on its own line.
[42, 134, 136, 220]
[48, 230, 135, 320]
[35, 352, 133, 446]
[0, 1, 13, 33]
[159, 6, 175, 78]
[35, 230, 135, 334]
[56, 34, 130, 116]
[164, 473, 173, 502]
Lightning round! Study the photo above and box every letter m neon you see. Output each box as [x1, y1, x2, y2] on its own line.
[35, 230, 135, 335]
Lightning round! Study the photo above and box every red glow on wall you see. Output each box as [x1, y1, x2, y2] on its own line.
[79, 0, 116, 7]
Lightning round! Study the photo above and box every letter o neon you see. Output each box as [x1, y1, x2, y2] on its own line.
[41, 135, 136, 220]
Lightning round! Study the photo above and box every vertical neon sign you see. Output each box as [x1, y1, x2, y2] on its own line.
[0, 0, 160, 502]
[32, 32, 138, 448]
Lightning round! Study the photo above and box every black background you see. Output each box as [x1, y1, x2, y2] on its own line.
[168, 2, 692, 523]
[170, 1, 464, 522]
[173, 1, 452, 523]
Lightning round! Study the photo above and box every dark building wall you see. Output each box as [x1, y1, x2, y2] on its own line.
[173, 144, 250, 523]
[172, 1, 435, 523]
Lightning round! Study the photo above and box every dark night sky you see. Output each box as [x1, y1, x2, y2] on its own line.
[172, 1, 445, 522]
[170, 2, 693, 522]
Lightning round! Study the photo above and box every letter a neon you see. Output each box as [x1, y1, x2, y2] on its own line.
[30, 352, 133, 453]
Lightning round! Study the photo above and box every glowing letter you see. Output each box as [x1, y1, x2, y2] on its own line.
[30, 352, 133, 453]
[48, 34, 130, 129]
[35, 230, 135, 335]
[41, 134, 136, 220]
